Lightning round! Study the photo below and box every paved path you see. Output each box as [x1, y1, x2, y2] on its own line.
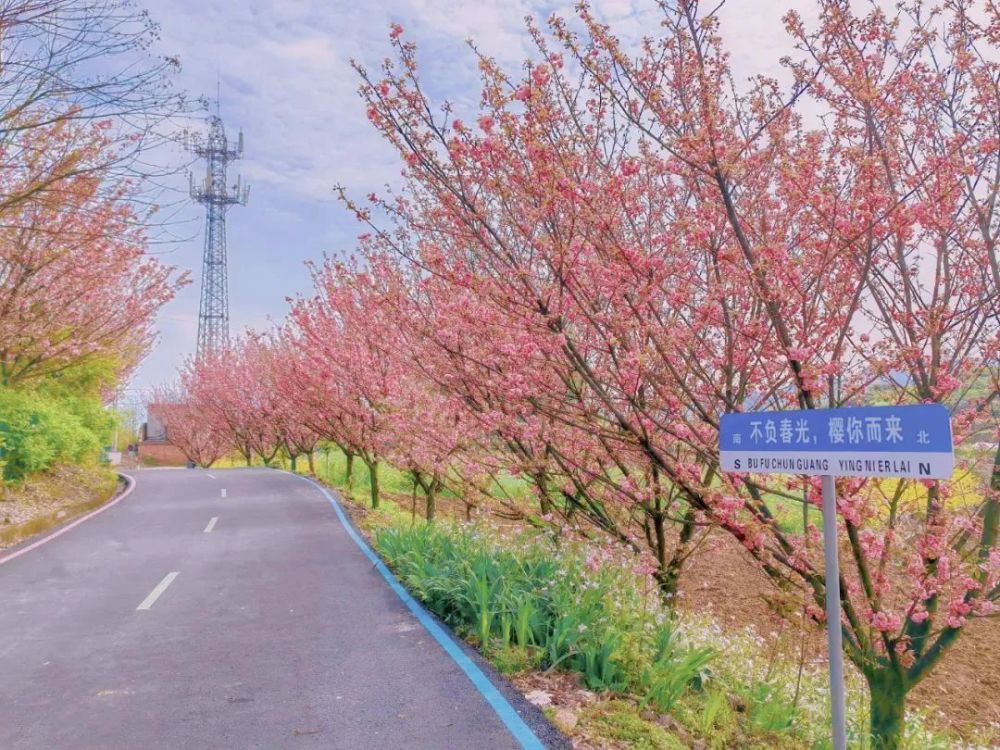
[0, 469, 556, 749]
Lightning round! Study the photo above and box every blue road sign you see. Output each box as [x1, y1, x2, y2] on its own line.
[720, 404, 954, 479]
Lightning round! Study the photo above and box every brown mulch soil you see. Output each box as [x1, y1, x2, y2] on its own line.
[511, 670, 604, 749]
[676, 530, 1000, 741]
[0, 464, 120, 550]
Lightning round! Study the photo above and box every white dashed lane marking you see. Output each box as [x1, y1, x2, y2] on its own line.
[136, 572, 179, 611]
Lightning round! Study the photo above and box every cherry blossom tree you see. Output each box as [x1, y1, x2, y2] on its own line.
[289, 260, 397, 508]
[777, 4, 1000, 740]
[0, 0, 187, 389]
[181, 340, 284, 467]
[0, 0, 188, 212]
[564, 2, 999, 744]
[147, 384, 231, 468]
[347, 4, 999, 745]
[0, 120, 185, 386]
[276, 324, 363, 488]
[258, 334, 321, 473]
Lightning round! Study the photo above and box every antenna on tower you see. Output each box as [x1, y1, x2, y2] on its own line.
[185, 109, 249, 358]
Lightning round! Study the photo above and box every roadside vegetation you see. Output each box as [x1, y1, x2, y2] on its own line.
[0, 1, 186, 540]
[0, 367, 123, 547]
[0, 465, 119, 550]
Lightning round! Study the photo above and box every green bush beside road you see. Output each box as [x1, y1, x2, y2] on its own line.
[0, 384, 113, 482]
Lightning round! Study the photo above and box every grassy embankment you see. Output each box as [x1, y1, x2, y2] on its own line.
[0, 374, 124, 550]
[0, 464, 120, 550]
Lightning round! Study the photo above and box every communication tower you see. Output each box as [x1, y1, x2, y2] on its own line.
[187, 113, 249, 356]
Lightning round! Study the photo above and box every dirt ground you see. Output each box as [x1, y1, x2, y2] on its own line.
[675, 530, 1000, 742]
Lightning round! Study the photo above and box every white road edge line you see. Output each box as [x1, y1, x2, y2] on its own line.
[0, 474, 136, 567]
[204, 516, 218, 533]
[136, 572, 179, 611]
[206, 473, 216, 479]
[220, 488, 227, 498]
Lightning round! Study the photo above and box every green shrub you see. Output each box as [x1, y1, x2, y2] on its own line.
[374, 522, 712, 704]
[640, 622, 714, 712]
[748, 682, 797, 733]
[0, 386, 107, 481]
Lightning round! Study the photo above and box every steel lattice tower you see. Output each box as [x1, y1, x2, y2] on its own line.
[188, 114, 249, 357]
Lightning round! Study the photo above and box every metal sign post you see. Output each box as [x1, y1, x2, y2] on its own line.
[821, 474, 848, 750]
[720, 404, 954, 750]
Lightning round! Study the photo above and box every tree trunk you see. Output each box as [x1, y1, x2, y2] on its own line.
[650, 511, 678, 600]
[656, 562, 681, 600]
[868, 671, 907, 750]
[345, 451, 354, 492]
[410, 470, 438, 522]
[306, 451, 315, 475]
[656, 508, 696, 601]
[290, 454, 297, 472]
[410, 470, 423, 521]
[426, 478, 437, 522]
[368, 460, 380, 509]
[532, 471, 552, 516]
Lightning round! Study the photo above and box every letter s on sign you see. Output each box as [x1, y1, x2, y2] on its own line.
[734, 459, 741, 470]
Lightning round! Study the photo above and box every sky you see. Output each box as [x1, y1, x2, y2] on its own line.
[131, 0, 825, 395]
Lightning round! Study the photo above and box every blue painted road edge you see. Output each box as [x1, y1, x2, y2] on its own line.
[286, 471, 546, 750]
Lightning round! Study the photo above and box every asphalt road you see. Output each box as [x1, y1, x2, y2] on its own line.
[0, 468, 561, 749]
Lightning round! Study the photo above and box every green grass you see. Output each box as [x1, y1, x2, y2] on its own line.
[368, 518, 837, 747]
[311, 446, 415, 497]
[764, 493, 821, 535]
[374, 521, 713, 706]
[356, 507, 984, 749]
[581, 701, 688, 750]
[304, 445, 535, 511]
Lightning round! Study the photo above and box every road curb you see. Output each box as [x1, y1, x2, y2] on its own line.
[0, 472, 136, 567]
[284, 470, 568, 750]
